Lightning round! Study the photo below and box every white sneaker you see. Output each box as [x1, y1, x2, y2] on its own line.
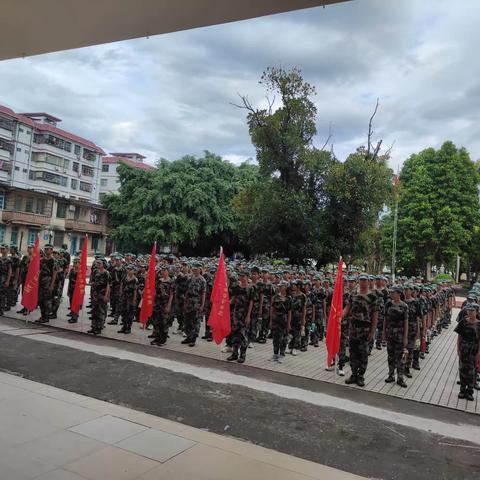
[277, 355, 284, 364]
[290, 349, 297, 356]
[146, 324, 153, 330]
[337, 368, 345, 376]
[182, 332, 187, 337]
[221, 346, 233, 353]
[248, 343, 254, 349]
[325, 366, 335, 372]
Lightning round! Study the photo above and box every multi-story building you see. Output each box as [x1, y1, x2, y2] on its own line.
[100, 152, 155, 198]
[0, 103, 108, 255]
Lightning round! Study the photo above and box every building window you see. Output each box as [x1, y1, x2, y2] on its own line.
[0, 225, 5, 243]
[71, 179, 78, 189]
[35, 199, 45, 215]
[0, 193, 4, 209]
[14, 197, 22, 211]
[19, 127, 24, 133]
[25, 197, 34, 213]
[16, 147, 21, 152]
[10, 226, 18, 245]
[56, 203, 67, 218]
[26, 130, 31, 135]
[79, 181, 92, 193]
[29, 170, 68, 187]
[32, 152, 69, 169]
[28, 229, 39, 245]
[74, 145, 81, 155]
[53, 231, 64, 248]
[81, 164, 94, 177]
[100, 178, 107, 187]
[91, 236, 99, 252]
[23, 168, 27, 173]
[33, 134, 72, 152]
[14, 166, 20, 171]
[102, 164, 109, 172]
[82, 149, 96, 161]
[25, 149, 29, 154]
[73, 162, 79, 172]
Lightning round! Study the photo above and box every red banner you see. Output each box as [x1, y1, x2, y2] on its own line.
[208, 248, 231, 345]
[325, 257, 344, 367]
[70, 235, 88, 314]
[21, 234, 40, 312]
[139, 242, 156, 325]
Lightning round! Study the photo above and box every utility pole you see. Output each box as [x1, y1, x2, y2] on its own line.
[391, 174, 400, 283]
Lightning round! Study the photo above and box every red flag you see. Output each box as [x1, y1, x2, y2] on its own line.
[208, 248, 231, 345]
[139, 242, 156, 325]
[21, 234, 40, 312]
[325, 257, 344, 367]
[71, 235, 88, 314]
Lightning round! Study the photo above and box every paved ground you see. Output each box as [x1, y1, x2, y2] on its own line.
[1, 317, 480, 480]
[3, 292, 478, 415]
[0, 371, 364, 480]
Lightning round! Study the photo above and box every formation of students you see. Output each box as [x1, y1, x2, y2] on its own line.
[1, 245, 478, 399]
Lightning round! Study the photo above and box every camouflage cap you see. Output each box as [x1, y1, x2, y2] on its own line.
[465, 303, 478, 311]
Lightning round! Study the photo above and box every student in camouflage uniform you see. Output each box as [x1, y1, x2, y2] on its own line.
[227, 271, 253, 363]
[50, 249, 66, 319]
[182, 262, 205, 346]
[288, 280, 306, 355]
[247, 266, 263, 347]
[175, 261, 190, 333]
[454, 304, 480, 401]
[0, 244, 12, 315]
[383, 286, 409, 388]
[403, 285, 421, 376]
[344, 274, 379, 387]
[17, 243, 33, 315]
[88, 259, 110, 334]
[257, 268, 274, 343]
[374, 276, 388, 350]
[135, 262, 146, 323]
[300, 280, 314, 352]
[36, 244, 56, 322]
[7, 245, 20, 309]
[107, 255, 125, 325]
[151, 265, 174, 346]
[67, 257, 79, 323]
[201, 267, 214, 341]
[311, 276, 326, 346]
[118, 264, 138, 334]
[269, 281, 291, 363]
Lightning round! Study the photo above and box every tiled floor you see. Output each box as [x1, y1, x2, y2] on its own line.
[3, 293, 478, 415]
[0, 371, 364, 480]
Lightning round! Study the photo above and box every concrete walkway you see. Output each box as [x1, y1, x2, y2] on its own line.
[0, 371, 364, 480]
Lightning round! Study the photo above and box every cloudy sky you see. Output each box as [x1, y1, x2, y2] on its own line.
[0, 0, 478, 170]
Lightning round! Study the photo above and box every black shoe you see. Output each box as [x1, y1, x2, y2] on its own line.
[148, 334, 155, 338]
[237, 356, 245, 364]
[257, 338, 266, 344]
[313, 342, 319, 347]
[397, 378, 408, 388]
[412, 364, 421, 371]
[376, 344, 382, 350]
[300, 346, 307, 352]
[404, 368, 412, 379]
[93, 329, 101, 335]
[267, 332, 273, 339]
[181, 338, 190, 345]
[107, 320, 118, 325]
[466, 392, 475, 401]
[117, 328, 126, 333]
[188, 340, 196, 347]
[385, 375, 395, 383]
[50, 314, 57, 320]
[150, 339, 162, 346]
[16, 308, 26, 314]
[458, 390, 466, 399]
[124, 328, 131, 334]
[207, 337, 213, 342]
[227, 354, 239, 361]
[356, 376, 365, 387]
[87, 329, 95, 334]
[4, 307, 11, 312]
[68, 319, 78, 324]
[201, 335, 208, 339]
[345, 375, 357, 385]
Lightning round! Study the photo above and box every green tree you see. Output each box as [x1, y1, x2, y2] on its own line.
[103, 152, 259, 255]
[385, 141, 479, 276]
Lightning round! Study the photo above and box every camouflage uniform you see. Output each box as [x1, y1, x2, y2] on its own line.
[51, 257, 66, 318]
[175, 272, 189, 331]
[152, 273, 174, 344]
[183, 274, 206, 343]
[120, 275, 138, 331]
[67, 266, 79, 322]
[347, 293, 379, 381]
[248, 280, 262, 344]
[404, 297, 421, 371]
[384, 299, 408, 380]
[374, 288, 387, 348]
[289, 291, 306, 351]
[109, 265, 125, 324]
[454, 318, 480, 398]
[271, 293, 291, 356]
[202, 270, 213, 340]
[38, 256, 55, 321]
[90, 269, 111, 332]
[0, 254, 12, 313]
[7, 253, 20, 308]
[300, 289, 315, 351]
[135, 269, 146, 323]
[311, 286, 326, 345]
[257, 281, 274, 343]
[230, 283, 252, 359]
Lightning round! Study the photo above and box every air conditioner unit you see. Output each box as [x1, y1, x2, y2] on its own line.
[68, 205, 76, 212]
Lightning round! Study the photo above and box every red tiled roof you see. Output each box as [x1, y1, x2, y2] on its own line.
[20, 112, 62, 122]
[0, 103, 105, 154]
[102, 156, 155, 171]
[110, 152, 146, 159]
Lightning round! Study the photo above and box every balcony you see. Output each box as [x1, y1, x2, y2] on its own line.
[0, 138, 13, 159]
[0, 161, 12, 173]
[65, 219, 106, 234]
[1, 210, 51, 226]
[0, 126, 14, 140]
